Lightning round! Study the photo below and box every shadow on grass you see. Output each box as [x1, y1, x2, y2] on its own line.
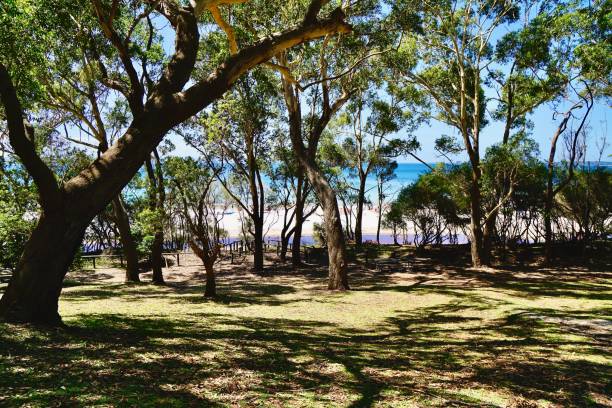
[1, 298, 610, 406]
[1, 244, 610, 406]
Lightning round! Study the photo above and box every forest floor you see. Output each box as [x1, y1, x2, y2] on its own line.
[0, 245, 610, 407]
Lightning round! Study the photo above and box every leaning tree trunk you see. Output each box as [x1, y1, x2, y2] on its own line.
[111, 196, 140, 282]
[297, 157, 349, 289]
[0, 211, 88, 324]
[0, 8, 352, 324]
[318, 182, 349, 290]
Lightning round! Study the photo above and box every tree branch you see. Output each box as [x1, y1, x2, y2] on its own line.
[0, 63, 62, 210]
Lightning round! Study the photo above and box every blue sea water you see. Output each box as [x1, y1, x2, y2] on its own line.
[347, 162, 435, 200]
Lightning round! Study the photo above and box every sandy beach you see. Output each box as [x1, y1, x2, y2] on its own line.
[220, 206, 393, 238]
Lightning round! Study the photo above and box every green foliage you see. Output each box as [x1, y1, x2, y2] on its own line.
[559, 166, 612, 239]
[133, 208, 164, 255]
[0, 160, 37, 269]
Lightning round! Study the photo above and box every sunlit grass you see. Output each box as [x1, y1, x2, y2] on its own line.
[0, 249, 610, 407]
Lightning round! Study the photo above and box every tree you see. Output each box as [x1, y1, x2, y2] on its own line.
[166, 157, 227, 297]
[187, 72, 274, 273]
[373, 159, 397, 244]
[267, 144, 318, 262]
[0, 0, 352, 324]
[339, 89, 418, 248]
[272, 0, 389, 288]
[388, 0, 521, 266]
[143, 149, 166, 284]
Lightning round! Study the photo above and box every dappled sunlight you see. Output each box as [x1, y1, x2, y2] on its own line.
[1, 250, 610, 407]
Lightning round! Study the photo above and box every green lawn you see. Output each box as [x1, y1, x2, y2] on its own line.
[0, 249, 610, 407]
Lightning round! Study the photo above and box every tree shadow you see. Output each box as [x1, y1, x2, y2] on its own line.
[1, 243, 611, 406]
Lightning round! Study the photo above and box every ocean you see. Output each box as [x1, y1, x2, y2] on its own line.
[345, 162, 435, 200]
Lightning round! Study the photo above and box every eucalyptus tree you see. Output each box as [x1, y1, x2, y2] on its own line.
[186, 72, 275, 273]
[479, 133, 540, 258]
[339, 88, 419, 248]
[266, 0, 390, 288]
[387, 0, 609, 266]
[267, 144, 318, 262]
[373, 158, 397, 244]
[165, 157, 227, 298]
[387, 0, 523, 266]
[0, 0, 352, 324]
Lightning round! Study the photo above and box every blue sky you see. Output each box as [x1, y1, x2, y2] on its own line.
[160, 8, 611, 164]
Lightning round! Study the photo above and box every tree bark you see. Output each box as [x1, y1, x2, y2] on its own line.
[0, 212, 87, 324]
[481, 215, 495, 266]
[0, 6, 351, 323]
[145, 155, 166, 285]
[111, 196, 140, 282]
[151, 231, 165, 284]
[297, 155, 349, 289]
[354, 173, 367, 249]
[189, 241, 217, 298]
[204, 263, 216, 298]
[469, 169, 485, 267]
[291, 172, 305, 266]
[253, 219, 264, 273]
[281, 76, 349, 289]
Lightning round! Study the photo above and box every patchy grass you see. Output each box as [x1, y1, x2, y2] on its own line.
[0, 248, 610, 407]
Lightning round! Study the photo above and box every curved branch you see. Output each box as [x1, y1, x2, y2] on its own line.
[0, 63, 62, 211]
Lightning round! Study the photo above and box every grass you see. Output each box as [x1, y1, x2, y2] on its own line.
[0, 246, 610, 407]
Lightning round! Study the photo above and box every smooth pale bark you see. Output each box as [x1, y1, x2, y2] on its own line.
[0, 6, 351, 324]
[111, 196, 140, 282]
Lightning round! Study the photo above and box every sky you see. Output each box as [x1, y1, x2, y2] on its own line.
[159, 7, 611, 165]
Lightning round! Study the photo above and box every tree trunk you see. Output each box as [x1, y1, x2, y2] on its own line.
[204, 263, 216, 298]
[280, 237, 289, 262]
[289, 141, 349, 290]
[253, 219, 264, 273]
[543, 193, 554, 264]
[189, 240, 217, 297]
[469, 173, 485, 267]
[481, 215, 495, 266]
[0, 211, 87, 324]
[111, 196, 140, 282]
[0, 9, 352, 324]
[320, 187, 349, 290]
[354, 174, 367, 249]
[299, 160, 349, 289]
[151, 231, 165, 284]
[292, 173, 305, 266]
